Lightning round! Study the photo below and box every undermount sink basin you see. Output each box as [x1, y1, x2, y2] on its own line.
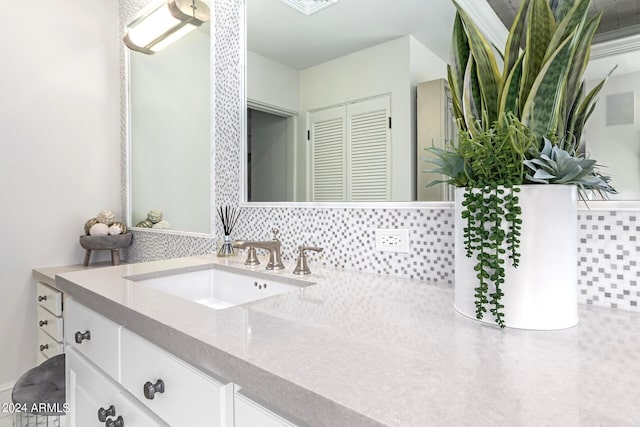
[125, 265, 314, 309]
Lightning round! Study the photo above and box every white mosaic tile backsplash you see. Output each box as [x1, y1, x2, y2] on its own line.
[120, 0, 640, 312]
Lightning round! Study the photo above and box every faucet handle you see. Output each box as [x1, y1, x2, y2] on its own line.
[299, 246, 323, 254]
[244, 247, 260, 266]
[293, 246, 323, 275]
[271, 227, 280, 241]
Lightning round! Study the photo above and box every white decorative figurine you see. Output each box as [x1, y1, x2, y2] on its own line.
[147, 209, 163, 224]
[152, 220, 170, 229]
[97, 210, 116, 225]
[89, 223, 109, 236]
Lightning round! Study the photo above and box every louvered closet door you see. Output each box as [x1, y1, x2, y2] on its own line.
[347, 95, 391, 201]
[309, 106, 346, 201]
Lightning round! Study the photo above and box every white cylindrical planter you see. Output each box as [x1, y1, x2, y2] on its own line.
[454, 185, 578, 330]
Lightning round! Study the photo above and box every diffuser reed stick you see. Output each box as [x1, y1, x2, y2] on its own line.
[217, 206, 240, 256]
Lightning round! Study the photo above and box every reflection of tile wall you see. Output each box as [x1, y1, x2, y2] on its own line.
[120, 0, 640, 312]
[578, 211, 640, 310]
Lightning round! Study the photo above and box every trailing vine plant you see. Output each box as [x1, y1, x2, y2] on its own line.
[459, 114, 535, 328]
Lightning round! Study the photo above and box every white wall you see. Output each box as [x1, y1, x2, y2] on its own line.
[298, 36, 446, 201]
[130, 27, 211, 233]
[585, 70, 640, 200]
[410, 36, 448, 199]
[0, 0, 121, 384]
[247, 51, 299, 113]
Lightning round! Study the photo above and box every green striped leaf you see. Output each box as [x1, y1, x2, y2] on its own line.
[562, 12, 601, 141]
[563, 81, 584, 152]
[522, 32, 575, 141]
[502, 0, 530, 84]
[463, 56, 481, 136]
[447, 65, 465, 126]
[499, 52, 525, 118]
[453, 1, 501, 124]
[450, 13, 469, 107]
[545, 0, 590, 62]
[520, 0, 556, 112]
[571, 67, 616, 144]
[551, 0, 577, 23]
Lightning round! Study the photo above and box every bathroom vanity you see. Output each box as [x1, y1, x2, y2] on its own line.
[54, 256, 640, 426]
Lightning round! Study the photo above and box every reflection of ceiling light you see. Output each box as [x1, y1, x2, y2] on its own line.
[279, 0, 338, 16]
[124, 0, 210, 55]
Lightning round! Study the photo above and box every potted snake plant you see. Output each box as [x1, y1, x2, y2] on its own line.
[426, 0, 615, 329]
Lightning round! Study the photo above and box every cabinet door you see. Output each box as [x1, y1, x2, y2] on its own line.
[309, 105, 347, 201]
[65, 299, 121, 381]
[235, 390, 299, 427]
[346, 95, 391, 202]
[66, 347, 166, 427]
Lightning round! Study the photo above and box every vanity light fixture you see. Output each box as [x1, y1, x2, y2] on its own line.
[278, 0, 338, 16]
[123, 0, 210, 54]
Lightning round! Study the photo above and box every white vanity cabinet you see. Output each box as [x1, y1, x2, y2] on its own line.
[64, 299, 234, 427]
[66, 347, 166, 427]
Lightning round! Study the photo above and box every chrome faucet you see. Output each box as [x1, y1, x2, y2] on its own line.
[232, 228, 285, 270]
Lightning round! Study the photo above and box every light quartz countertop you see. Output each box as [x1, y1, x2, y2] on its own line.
[52, 255, 640, 427]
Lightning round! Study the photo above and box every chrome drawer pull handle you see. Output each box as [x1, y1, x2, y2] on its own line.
[75, 330, 91, 344]
[39, 320, 48, 327]
[38, 295, 47, 302]
[97, 405, 116, 422]
[143, 379, 165, 400]
[39, 344, 49, 351]
[105, 415, 124, 427]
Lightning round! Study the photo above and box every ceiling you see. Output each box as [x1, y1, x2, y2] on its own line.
[487, 0, 640, 44]
[247, 0, 456, 70]
[247, 0, 640, 73]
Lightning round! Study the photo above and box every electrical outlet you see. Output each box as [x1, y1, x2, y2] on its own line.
[375, 229, 410, 253]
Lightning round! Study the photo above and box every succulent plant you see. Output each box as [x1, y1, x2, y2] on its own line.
[524, 138, 616, 194]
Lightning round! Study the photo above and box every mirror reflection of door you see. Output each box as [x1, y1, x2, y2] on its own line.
[309, 95, 392, 202]
[247, 108, 296, 202]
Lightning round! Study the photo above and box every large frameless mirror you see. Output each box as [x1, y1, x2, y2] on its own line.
[243, 0, 640, 205]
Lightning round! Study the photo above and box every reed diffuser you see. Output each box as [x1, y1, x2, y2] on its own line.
[217, 206, 240, 257]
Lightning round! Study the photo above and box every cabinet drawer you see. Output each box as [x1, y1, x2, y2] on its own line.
[38, 305, 64, 342]
[65, 299, 121, 381]
[121, 329, 231, 427]
[38, 329, 63, 360]
[37, 282, 62, 316]
[235, 390, 300, 427]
